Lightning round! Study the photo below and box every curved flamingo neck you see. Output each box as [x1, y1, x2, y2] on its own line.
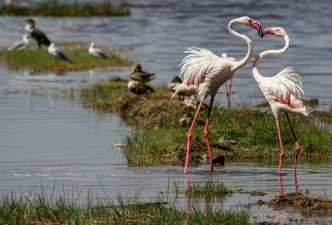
[227, 19, 253, 71]
[252, 34, 290, 83]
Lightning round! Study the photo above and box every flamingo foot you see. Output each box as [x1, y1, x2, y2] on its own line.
[293, 141, 301, 175]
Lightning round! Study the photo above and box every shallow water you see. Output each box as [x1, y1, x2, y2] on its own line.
[0, 0, 332, 224]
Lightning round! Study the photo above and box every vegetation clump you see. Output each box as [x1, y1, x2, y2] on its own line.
[78, 79, 332, 167]
[0, 1, 130, 17]
[0, 189, 252, 225]
[0, 42, 132, 74]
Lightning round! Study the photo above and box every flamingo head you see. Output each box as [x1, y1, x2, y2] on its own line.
[238, 16, 263, 37]
[261, 27, 287, 38]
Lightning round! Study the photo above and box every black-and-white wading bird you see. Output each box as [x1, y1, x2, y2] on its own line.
[48, 43, 73, 63]
[7, 34, 31, 51]
[25, 19, 51, 49]
[88, 42, 109, 59]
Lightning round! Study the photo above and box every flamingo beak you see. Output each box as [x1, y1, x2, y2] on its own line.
[250, 20, 263, 38]
[261, 28, 275, 38]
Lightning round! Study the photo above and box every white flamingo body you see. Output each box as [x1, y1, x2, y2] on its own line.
[178, 47, 235, 100]
[253, 27, 308, 175]
[174, 16, 263, 173]
[256, 67, 307, 117]
[221, 53, 236, 109]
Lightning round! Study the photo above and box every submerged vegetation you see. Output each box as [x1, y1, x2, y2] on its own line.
[0, 1, 130, 17]
[78, 79, 332, 167]
[0, 188, 252, 225]
[0, 42, 132, 74]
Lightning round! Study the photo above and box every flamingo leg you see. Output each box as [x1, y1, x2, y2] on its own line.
[275, 117, 285, 175]
[203, 97, 214, 171]
[285, 113, 300, 175]
[226, 79, 232, 109]
[184, 100, 204, 173]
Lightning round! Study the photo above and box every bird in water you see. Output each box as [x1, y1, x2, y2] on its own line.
[221, 53, 236, 109]
[89, 42, 109, 59]
[48, 43, 73, 63]
[173, 16, 262, 173]
[253, 27, 308, 175]
[25, 18, 51, 49]
[130, 63, 155, 83]
[128, 80, 154, 95]
[7, 34, 31, 51]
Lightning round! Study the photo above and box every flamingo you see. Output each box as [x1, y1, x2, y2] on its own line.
[221, 53, 236, 109]
[253, 27, 309, 175]
[173, 16, 262, 173]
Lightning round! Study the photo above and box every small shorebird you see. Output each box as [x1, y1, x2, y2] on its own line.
[88, 42, 109, 59]
[7, 34, 31, 51]
[130, 63, 155, 83]
[25, 19, 51, 49]
[128, 80, 154, 95]
[169, 76, 197, 99]
[48, 43, 73, 63]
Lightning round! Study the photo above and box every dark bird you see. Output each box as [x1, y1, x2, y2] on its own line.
[130, 63, 155, 83]
[128, 80, 154, 95]
[25, 19, 51, 49]
[48, 43, 73, 63]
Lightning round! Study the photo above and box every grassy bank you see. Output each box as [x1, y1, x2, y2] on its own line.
[0, 1, 129, 17]
[79, 79, 332, 167]
[0, 42, 132, 74]
[0, 189, 252, 225]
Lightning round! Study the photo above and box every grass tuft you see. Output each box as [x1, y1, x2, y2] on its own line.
[0, 42, 132, 74]
[0, 1, 130, 17]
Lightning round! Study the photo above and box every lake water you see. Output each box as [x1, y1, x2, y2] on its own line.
[0, 0, 332, 223]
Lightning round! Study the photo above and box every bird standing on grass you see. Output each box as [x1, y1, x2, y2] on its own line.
[89, 42, 109, 59]
[130, 63, 155, 83]
[48, 43, 73, 63]
[7, 34, 31, 51]
[25, 19, 51, 49]
[253, 27, 308, 175]
[127, 80, 154, 95]
[173, 16, 263, 173]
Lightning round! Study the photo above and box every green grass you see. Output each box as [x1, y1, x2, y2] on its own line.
[78, 79, 332, 167]
[0, 1, 130, 17]
[0, 188, 253, 225]
[0, 42, 132, 74]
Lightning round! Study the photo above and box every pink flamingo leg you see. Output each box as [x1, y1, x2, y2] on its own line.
[226, 79, 232, 109]
[203, 97, 215, 171]
[278, 175, 284, 194]
[285, 113, 300, 175]
[275, 117, 285, 175]
[184, 100, 204, 173]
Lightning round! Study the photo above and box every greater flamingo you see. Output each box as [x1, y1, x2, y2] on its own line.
[173, 16, 262, 173]
[253, 27, 308, 175]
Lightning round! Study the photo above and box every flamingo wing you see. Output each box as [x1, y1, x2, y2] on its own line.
[179, 47, 225, 87]
[261, 67, 305, 109]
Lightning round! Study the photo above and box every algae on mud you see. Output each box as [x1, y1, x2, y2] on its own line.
[78, 78, 332, 167]
[0, 42, 132, 74]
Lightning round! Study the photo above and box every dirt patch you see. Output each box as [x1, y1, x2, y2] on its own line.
[176, 137, 239, 167]
[266, 191, 332, 216]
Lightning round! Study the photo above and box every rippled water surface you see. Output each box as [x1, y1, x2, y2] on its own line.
[0, 0, 332, 223]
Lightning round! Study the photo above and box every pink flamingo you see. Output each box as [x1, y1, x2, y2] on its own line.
[253, 27, 309, 175]
[173, 16, 262, 173]
[221, 53, 236, 109]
